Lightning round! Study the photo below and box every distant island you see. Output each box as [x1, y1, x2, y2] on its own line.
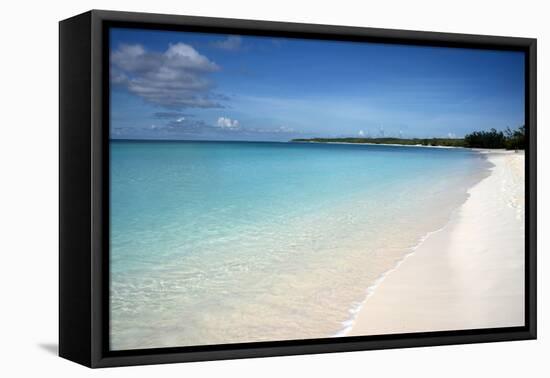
[292, 126, 525, 150]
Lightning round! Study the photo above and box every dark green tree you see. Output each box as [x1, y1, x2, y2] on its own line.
[504, 125, 525, 150]
[464, 128, 506, 148]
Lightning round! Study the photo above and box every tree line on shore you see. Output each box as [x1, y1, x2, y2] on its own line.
[292, 125, 525, 150]
[464, 126, 525, 149]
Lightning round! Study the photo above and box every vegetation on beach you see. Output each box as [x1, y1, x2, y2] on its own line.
[292, 126, 526, 150]
[464, 125, 526, 149]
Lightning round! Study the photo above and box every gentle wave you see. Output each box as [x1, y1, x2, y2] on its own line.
[332, 222, 451, 337]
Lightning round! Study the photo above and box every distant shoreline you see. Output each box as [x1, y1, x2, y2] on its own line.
[291, 137, 465, 148]
[291, 128, 526, 150]
[291, 140, 462, 149]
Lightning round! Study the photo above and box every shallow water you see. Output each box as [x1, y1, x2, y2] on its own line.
[110, 141, 491, 350]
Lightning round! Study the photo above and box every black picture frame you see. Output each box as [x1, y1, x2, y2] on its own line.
[59, 9, 537, 368]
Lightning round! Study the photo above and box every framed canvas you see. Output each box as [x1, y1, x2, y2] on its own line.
[59, 10, 537, 368]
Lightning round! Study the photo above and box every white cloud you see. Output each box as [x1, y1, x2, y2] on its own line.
[448, 132, 457, 138]
[358, 130, 365, 137]
[276, 126, 294, 133]
[211, 36, 242, 51]
[164, 43, 219, 70]
[110, 43, 223, 109]
[154, 112, 191, 120]
[217, 117, 240, 129]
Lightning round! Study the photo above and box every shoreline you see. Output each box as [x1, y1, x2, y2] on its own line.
[333, 223, 451, 337]
[292, 140, 464, 149]
[345, 150, 525, 336]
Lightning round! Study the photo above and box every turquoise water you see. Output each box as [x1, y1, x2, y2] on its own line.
[110, 141, 491, 350]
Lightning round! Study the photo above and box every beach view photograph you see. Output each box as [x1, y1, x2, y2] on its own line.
[108, 28, 526, 351]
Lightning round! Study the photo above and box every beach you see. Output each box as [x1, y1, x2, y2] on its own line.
[348, 150, 525, 336]
[109, 141, 525, 349]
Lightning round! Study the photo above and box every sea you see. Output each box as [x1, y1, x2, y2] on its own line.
[109, 140, 492, 350]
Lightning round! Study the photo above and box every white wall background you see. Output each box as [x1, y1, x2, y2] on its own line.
[0, 0, 546, 376]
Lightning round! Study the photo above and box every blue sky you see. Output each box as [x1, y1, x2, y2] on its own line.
[110, 28, 525, 141]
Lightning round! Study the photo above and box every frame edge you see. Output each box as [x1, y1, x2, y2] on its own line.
[59, 11, 94, 368]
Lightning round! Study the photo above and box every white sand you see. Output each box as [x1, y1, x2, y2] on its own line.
[348, 151, 525, 336]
